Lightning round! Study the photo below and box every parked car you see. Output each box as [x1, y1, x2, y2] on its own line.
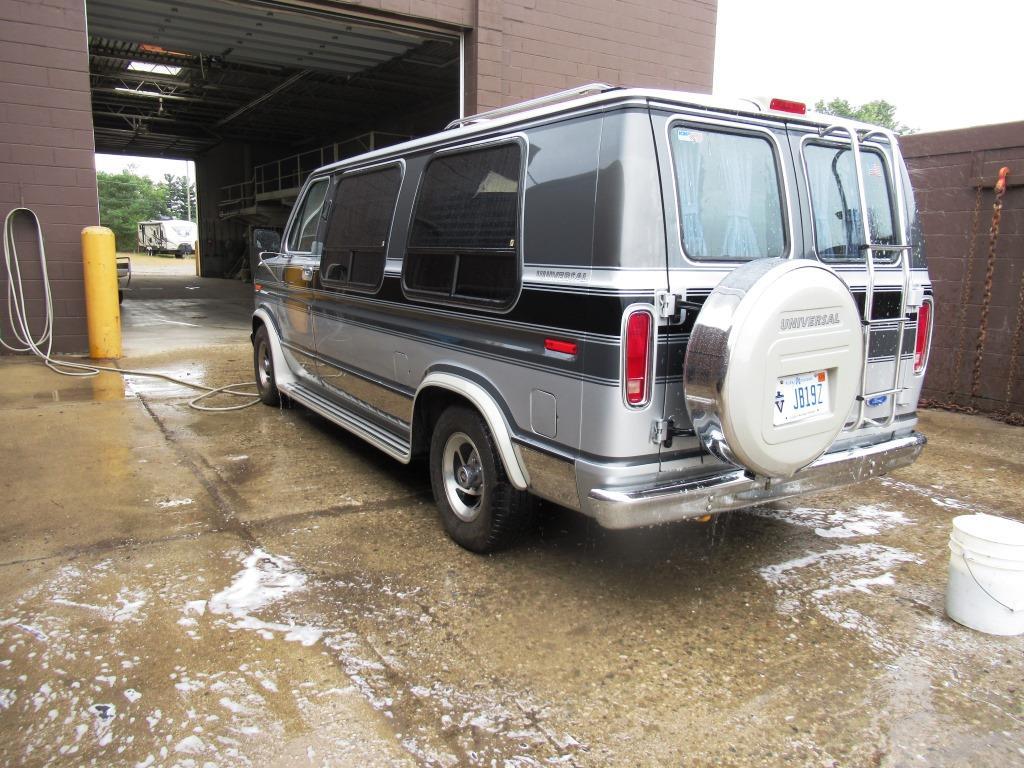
[116, 254, 131, 303]
[138, 218, 197, 257]
[251, 85, 932, 552]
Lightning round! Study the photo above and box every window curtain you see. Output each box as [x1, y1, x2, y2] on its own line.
[675, 141, 706, 257]
[810, 159, 837, 254]
[721, 152, 760, 258]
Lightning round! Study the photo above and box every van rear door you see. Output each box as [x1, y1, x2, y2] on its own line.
[647, 104, 798, 473]
[788, 121, 919, 430]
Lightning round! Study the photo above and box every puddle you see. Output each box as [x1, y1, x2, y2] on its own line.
[753, 502, 912, 539]
[760, 543, 923, 653]
[878, 477, 990, 512]
[201, 548, 585, 765]
[123, 364, 209, 400]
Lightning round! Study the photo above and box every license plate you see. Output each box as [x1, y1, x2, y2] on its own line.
[773, 370, 829, 425]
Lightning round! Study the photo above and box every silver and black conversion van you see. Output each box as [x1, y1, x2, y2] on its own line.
[251, 85, 932, 552]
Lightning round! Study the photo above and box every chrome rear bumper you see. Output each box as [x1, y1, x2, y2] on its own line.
[586, 432, 926, 530]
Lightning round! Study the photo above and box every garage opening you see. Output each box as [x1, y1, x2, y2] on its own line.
[86, 0, 460, 352]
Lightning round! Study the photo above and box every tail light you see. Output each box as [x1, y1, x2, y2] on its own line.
[914, 300, 932, 374]
[624, 310, 653, 406]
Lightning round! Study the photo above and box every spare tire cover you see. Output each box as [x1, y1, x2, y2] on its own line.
[683, 258, 863, 478]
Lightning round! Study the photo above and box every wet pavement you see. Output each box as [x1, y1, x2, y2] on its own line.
[1, 282, 1023, 766]
[119, 256, 252, 357]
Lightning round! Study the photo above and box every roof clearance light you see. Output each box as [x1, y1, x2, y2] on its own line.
[769, 98, 807, 115]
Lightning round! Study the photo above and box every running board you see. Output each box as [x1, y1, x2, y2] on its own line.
[280, 382, 411, 463]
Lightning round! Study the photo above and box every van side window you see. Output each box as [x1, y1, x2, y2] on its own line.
[405, 143, 522, 308]
[670, 127, 786, 261]
[804, 144, 897, 262]
[287, 177, 329, 253]
[320, 166, 402, 290]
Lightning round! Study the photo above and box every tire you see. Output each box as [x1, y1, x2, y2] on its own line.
[118, 289, 123, 304]
[253, 325, 282, 407]
[684, 258, 863, 478]
[429, 406, 531, 553]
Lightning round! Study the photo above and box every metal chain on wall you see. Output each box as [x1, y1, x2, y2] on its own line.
[970, 167, 1009, 399]
[924, 166, 1022, 424]
[1004, 172, 1024, 422]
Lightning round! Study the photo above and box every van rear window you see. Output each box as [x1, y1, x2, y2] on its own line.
[405, 143, 521, 308]
[670, 126, 786, 261]
[804, 144, 897, 261]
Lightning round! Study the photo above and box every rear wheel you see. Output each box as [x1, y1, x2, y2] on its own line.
[253, 325, 281, 406]
[429, 406, 531, 553]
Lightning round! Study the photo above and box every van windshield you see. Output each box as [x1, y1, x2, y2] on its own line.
[670, 126, 786, 261]
[804, 144, 897, 261]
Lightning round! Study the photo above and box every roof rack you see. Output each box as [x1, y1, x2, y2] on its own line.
[445, 83, 618, 130]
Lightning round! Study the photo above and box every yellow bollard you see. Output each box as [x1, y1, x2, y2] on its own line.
[81, 226, 121, 359]
[194, 239, 201, 277]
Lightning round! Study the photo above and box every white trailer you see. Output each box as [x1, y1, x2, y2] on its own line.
[137, 219, 197, 257]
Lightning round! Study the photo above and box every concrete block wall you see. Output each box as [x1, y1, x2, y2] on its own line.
[0, 0, 96, 354]
[902, 122, 1024, 416]
[470, 0, 716, 112]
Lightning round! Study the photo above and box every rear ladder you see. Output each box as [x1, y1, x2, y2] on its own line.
[817, 124, 913, 430]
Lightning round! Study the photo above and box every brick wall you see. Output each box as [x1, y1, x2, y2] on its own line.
[902, 122, 1024, 417]
[0, 0, 96, 354]
[470, 0, 716, 112]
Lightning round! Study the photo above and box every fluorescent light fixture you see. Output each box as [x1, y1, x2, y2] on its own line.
[115, 87, 164, 98]
[128, 61, 182, 76]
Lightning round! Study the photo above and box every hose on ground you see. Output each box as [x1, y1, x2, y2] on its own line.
[2, 207, 260, 412]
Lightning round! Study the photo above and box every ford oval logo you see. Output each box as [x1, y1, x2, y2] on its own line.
[867, 395, 888, 407]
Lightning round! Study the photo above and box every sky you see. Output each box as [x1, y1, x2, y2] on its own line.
[713, 0, 1024, 132]
[95, 154, 194, 182]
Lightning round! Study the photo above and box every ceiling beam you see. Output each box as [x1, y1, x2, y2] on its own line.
[213, 68, 311, 128]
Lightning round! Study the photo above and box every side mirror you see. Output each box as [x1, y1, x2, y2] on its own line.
[253, 228, 282, 252]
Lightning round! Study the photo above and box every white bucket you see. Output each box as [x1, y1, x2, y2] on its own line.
[946, 513, 1024, 636]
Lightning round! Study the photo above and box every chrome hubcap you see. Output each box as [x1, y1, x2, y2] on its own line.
[442, 431, 484, 522]
[257, 341, 271, 389]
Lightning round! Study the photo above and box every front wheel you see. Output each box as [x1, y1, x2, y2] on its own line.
[429, 406, 531, 553]
[253, 325, 282, 406]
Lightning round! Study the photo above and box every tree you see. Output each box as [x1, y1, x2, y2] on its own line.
[162, 173, 196, 222]
[814, 98, 915, 135]
[96, 169, 167, 251]
[97, 170, 197, 251]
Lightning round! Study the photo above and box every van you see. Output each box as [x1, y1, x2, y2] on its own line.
[250, 84, 932, 552]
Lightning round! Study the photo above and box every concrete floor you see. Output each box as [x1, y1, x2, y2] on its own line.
[119, 255, 252, 356]
[1, 271, 1022, 766]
